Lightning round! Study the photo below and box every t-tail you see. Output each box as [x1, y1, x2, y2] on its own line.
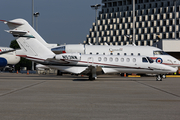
[0, 18, 57, 49]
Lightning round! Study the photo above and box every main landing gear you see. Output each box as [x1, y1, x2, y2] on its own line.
[88, 75, 97, 81]
[156, 74, 166, 81]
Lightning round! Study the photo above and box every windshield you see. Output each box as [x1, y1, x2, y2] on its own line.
[147, 57, 154, 63]
[153, 51, 169, 55]
[142, 57, 148, 63]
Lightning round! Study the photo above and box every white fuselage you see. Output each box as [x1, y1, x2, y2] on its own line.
[0, 47, 20, 65]
[51, 44, 180, 67]
[44, 53, 177, 75]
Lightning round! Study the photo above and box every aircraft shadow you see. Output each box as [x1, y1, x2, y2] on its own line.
[73, 79, 92, 81]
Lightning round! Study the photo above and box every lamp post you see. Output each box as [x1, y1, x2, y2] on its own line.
[34, 12, 40, 31]
[31, 12, 39, 71]
[91, 4, 101, 45]
[32, 0, 34, 28]
[32, 0, 34, 71]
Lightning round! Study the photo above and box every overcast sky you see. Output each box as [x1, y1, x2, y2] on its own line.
[0, 0, 102, 47]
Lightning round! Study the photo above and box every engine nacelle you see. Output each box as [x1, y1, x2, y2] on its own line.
[0, 57, 7, 67]
[55, 53, 81, 61]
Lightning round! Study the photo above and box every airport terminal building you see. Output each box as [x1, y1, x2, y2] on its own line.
[84, 0, 180, 58]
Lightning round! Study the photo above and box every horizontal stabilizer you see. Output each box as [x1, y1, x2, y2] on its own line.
[0, 19, 23, 25]
[5, 30, 35, 38]
[0, 49, 15, 55]
[6, 30, 27, 34]
[2, 18, 57, 47]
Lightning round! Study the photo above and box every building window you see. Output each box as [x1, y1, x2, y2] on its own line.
[118, 1, 122, 6]
[113, 2, 117, 6]
[108, 2, 112, 7]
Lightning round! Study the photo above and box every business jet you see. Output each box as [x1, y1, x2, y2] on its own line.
[13, 36, 176, 81]
[1, 18, 180, 70]
[0, 47, 20, 71]
[51, 44, 180, 67]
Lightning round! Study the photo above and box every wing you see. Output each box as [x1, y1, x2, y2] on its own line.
[80, 66, 104, 75]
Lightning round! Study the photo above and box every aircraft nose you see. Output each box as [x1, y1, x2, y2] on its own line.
[178, 60, 180, 66]
[165, 66, 177, 73]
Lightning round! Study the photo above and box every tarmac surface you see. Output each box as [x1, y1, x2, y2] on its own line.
[0, 73, 180, 120]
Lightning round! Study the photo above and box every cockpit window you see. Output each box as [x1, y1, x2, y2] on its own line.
[147, 57, 154, 63]
[142, 57, 148, 63]
[153, 51, 169, 55]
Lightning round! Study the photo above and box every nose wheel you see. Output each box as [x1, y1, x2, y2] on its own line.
[162, 74, 166, 79]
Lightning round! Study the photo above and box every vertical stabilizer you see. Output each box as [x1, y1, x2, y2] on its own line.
[16, 37, 55, 59]
[3, 18, 57, 48]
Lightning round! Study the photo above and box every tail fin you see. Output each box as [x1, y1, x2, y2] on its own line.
[2, 18, 57, 49]
[16, 37, 55, 60]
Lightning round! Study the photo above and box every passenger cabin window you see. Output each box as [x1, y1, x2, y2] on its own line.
[90, 52, 92, 54]
[96, 52, 99, 55]
[115, 57, 119, 62]
[103, 53, 105, 55]
[131, 53, 133, 55]
[98, 57, 102, 62]
[110, 53, 113, 55]
[153, 51, 169, 55]
[124, 53, 127, 55]
[109, 57, 113, 62]
[133, 58, 136, 62]
[138, 53, 140, 56]
[104, 57, 107, 61]
[121, 58, 124, 62]
[117, 53, 120, 55]
[142, 57, 148, 62]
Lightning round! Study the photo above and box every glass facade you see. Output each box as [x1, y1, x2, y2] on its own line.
[85, 0, 180, 46]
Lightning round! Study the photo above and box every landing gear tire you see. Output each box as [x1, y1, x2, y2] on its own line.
[89, 75, 95, 81]
[156, 75, 162, 81]
[162, 74, 166, 79]
[57, 70, 62, 76]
